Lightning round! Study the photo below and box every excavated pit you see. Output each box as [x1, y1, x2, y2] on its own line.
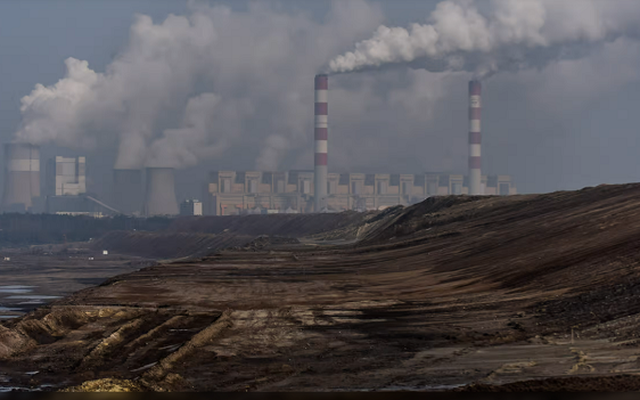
[5, 184, 640, 390]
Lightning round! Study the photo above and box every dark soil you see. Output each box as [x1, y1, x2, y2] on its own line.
[5, 183, 640, 391]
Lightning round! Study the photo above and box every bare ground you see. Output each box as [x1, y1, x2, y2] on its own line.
[4, 184, 640, 391]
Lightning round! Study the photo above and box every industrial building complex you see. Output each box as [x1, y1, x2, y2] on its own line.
[0, 78, 516, 217]
[204, 170, 516, 215]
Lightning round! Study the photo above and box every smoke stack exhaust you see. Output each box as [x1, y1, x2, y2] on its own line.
[468, 80, 482, 195]
[144, 167, 178, 216]
[113, 169, 143, 215]
[314, 74, 328, 212]
[2, 143, 40, 212]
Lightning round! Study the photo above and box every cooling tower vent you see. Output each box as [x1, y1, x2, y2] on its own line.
[113, 169, 143, 215]
[2, 143, 40, 212]
[144, 167, 178, 216]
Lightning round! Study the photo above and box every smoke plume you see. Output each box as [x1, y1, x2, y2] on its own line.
[12, 0, 640, 195]
[14, 1, 384, 170]
[146, 93, 223, 168]
[330, 0, 640, 77]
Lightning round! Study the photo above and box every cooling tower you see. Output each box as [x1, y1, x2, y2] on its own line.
[113, 169, 143, 215]
[144, 167, 178, 216]
[468, 80, 482, 195]
[314, 74, 328, 212]
[2, 143, 40, 212]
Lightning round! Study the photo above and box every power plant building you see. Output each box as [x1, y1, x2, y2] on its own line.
[203, 170, 516, 216]
[180, 199, 203, 216]
[0, 78, 513, 217]
[42, 156, 119, 216]
[45, 156, 86, 196]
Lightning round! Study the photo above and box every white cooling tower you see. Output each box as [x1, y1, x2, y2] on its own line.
[113, 169, 143, 215]
[144, 167, 178, 216]
[2, 143, 40, 212]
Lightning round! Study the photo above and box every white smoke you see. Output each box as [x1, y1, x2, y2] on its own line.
[17, 58, 107, 149]
[329, 0, 640, 77]
[15, 0, 640, 195]
[146, 93, 224, 168]
[14, 1, 384, 170]
[16, 12, 215, 169]
[256, 134, 290, 172]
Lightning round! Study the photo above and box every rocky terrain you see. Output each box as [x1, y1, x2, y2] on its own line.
[4, 184, 640, 391]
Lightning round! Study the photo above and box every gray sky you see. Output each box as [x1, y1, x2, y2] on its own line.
[2, 0, 640, 201]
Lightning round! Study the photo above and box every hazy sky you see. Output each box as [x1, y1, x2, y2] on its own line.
[2, 0, 640, 201]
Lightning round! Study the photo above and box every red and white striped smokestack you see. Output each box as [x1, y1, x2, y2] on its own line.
[468, 80, 482, 195]
[314, 74, 328, 212]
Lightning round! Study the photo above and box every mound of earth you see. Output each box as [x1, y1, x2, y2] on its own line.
[4, 183, 640, 391]
[90, 231, 256, 259]
[169, 212, 367, 237]
[460, 375, 640, 392]
[91, 212, 371, 259]
[238, 236, 301, 252]
[62, 378, 144, 392]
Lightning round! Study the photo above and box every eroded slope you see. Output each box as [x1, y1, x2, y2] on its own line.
[4, 184, 640, 391]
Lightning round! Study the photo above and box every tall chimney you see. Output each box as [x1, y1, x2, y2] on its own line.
[314, 74, 328, 212]
[144, 167, 178, 216]
[113, 169, 143, 215]
[468, 80, 482, 195]
[2, 143, 40, 212]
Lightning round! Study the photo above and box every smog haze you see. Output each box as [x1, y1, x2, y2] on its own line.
[2, 0, 640, 199]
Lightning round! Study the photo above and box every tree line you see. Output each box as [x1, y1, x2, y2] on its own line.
[0, 214, 173, 247]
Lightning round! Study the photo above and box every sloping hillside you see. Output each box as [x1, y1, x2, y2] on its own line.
[90, 212, 373, 259]
[4, 184, 640, 391]
[169, 212, 368, 236]
[90, 231, 255, 259]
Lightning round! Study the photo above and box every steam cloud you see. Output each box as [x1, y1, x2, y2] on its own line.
[330, 0, 640, 77]
[12, 0, 640, 194]
[14, 1, 384, 170]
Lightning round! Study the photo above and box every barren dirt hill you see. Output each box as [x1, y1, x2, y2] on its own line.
[5, 184, 640, 391]
[169, 212, 368, 236]
[90, 231, 256, 259]
[90, 212, 372, 259]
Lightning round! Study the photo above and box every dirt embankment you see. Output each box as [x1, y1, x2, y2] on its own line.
[6, 184, 640, 391]
[89, 212, 373, 259]
[168, 212, 367, 237]
[90, 231, 256, 259]
[460, 374, 640, 392]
